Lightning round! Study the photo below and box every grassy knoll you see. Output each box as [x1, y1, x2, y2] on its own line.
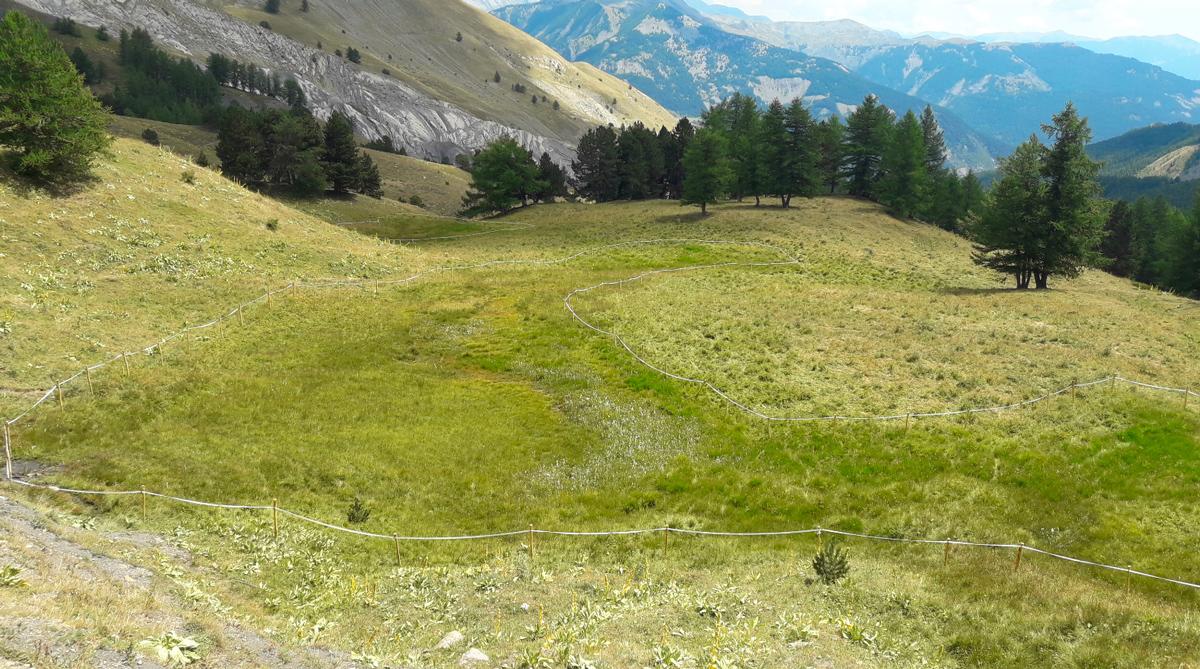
[4, 195, 1200, 666]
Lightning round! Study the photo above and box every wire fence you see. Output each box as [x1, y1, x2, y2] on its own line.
[6, 476, 1199, 591]
[3, 235, 1198, 590]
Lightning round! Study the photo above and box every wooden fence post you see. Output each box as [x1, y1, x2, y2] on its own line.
[272, 498, 279, 540]
[663, 525, 669, 554]
[123, 353, 131, 376]
[1013, 544, 1024, 572]
[54, 380, 64, 410]
[528, 525, 535, 564]
[3, 422, 12, 480]
[394, 536, 401, 566]
[1184, 389, 1190, 409]
[943, 540, 950, 566]
[85, 367, 94, 397]
[141, 487, 148, 523]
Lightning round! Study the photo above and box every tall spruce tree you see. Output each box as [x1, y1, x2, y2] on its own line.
[618, 121, 663, 200]
[322, 110, 360, 195]
[1101, 199, 1135, 277]
[0, 11, 110, 181]
[572, 124, 620, 202]
[664, 117, 694, 200]
[972, 137, 1047, 289]
[782, 98, 819, 206]
[757, 100, 790, 206]
[534, 151, 567, 202]
[816, 116, 845, 194]
[842, 95, 892, 198]
[681, 128, 731, 215]
[1034, 102, 1104, 288]
[878, 110, 928, 219]
[216, 105, 265, 184]
[919, 105, 947, 174]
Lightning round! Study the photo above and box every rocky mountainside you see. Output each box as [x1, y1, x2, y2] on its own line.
[14, 0, 674, 166]
[495, 0, 1001, 169]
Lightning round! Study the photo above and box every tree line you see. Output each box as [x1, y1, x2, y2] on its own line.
[217, 106, 382, 198]
[1101, 193, 1200, 296]
[572, 93, 985, 225]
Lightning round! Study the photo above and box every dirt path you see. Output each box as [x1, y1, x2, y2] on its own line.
[0, 492, 356, 668]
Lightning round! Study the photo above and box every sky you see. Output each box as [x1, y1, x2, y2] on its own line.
[716, 0, 1200, 41]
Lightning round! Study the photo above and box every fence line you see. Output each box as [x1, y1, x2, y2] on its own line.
[3, 235, 1199, 591]
[6, 477, 1198, 591]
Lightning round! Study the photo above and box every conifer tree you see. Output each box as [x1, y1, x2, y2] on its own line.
[842, 95, 892, 198]
[0, 11, 110, 181]
[972, 137, 1046, 289]
[322, 110, 360, 195]
[461, 136, 544, 215]
[681, 128, 732, 215]
[919, 105, 948, 174]
[816, 116, 844, 194]
[663, 117, 694, 200]
[1034, 102, 1104, 288]
[878, 110, 928, 219]
[572, 124, 621, 202]
[356, 152, 383, 198]
[535, 151, 567, 202]
[757, 100, 790, 206]
[783, 98, 819, 204]
[1101, 199, 1135, 278]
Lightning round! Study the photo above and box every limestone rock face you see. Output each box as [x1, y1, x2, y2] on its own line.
[18, 0, 576, 164]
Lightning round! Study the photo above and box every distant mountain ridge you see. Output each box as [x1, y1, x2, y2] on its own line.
[495, 0, 1001, 169]
[497, 0, 1200, 166]
[1089, 122, 1200, 179]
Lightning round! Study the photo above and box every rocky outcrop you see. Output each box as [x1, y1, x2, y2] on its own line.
[17, 0, 577, 164]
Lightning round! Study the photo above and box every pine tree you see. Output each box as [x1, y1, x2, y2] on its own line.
[461, 137, 544, 215]
[1100, 199, 1135, 277]
[919, 105, 947, 174]
[1034, 102, 1104, 288]
[842, 95, 892, 198]
[961, 171, 985, 218]
[816, 116, 844, 194]
[262, 111, 325, 194]
[757, 100, 790, 206]
[572, 125, 620, 202]
[663, 117, 694, 200]
[322, 110, 360, 195]
[71, 46, 105, 84]
[681, 128, 732, 215]
[534, 151, 567, 202]
[972, 137, 1046, 289]
[217, 105, 266, 185]
[0, 11, 110, 182]
[617, 122, 663, 200]
[783, 98, 819, 204]
[877, 110, 928, 219]
[356, 152, 383, 198]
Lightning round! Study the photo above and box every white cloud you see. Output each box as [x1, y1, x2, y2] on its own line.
[720, 0, 1200, 41]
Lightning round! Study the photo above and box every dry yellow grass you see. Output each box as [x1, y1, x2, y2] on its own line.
[0, 138, 421, 400]
[568, 199, 1200, 417]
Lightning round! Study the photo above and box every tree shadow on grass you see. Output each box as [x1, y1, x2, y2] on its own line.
[0, 154, 100, 198]
[652, 210, 713, 225]
[938, 286, 1046, 296]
